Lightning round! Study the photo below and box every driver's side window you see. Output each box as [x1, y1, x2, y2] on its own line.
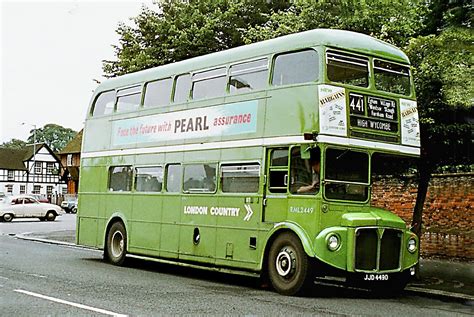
[290, 146, 321, 195]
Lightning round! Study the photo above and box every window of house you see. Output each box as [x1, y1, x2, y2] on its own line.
[33, 185, 41, 194]
[46, 162, 54, 174]
[66, 154, 73, 167]
[116, 86, 142, 113]
[135, 166, 163, 192]
[165, 164, 182, 193]
[6, 184, 13, 194]
[7, 170, 14, 181]
[272, 50, 319, 86]
[47, 186, 53, 195]
[173, 74, 191, 103]
[221, 163, 260, 193]
[326, 50, 369, 87]
[144, 78, 173, 108]
[108, 166, 133, 192]
[92, 91, 116, 116]
[229, 58, 268, 93]
[183, 164, 217, 193]
[34, 162, 42, 174]
[192, 68, 227, 100]
[20, 185, 26, 194]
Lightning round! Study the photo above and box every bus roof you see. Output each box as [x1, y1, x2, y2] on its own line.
[96, 28, 410, 93]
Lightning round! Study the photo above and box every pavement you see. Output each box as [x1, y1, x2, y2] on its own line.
[16, 229, 474, 303]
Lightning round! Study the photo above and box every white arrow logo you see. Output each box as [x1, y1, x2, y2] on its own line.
[243, 204, 253, 221]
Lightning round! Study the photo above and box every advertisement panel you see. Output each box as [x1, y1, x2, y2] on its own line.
[111, 100, 258, 146]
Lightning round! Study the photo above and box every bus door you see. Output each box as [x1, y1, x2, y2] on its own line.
[214, 162, 262, 269]
[263, 148, 289, 223]
[263, 146, 321, 232]
[287, 146, 321, 237]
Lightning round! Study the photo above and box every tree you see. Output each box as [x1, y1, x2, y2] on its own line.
[26, 124, 77, 153]
[103, 0, 290, 77]
[243, 0, 428, 47]
[0, 139, 27, 149]
[405, 27, 473, 236]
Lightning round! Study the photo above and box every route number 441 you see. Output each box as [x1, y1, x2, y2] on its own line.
[349, 94, 364, 114]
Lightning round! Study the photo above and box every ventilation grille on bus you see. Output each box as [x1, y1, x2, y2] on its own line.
[355, 228, 402, 271]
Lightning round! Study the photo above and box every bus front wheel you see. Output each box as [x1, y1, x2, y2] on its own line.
[105, 221, 127, 266]
[267, 232, 313, 296]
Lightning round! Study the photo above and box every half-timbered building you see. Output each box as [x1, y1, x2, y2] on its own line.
[0, 143, 65, 197]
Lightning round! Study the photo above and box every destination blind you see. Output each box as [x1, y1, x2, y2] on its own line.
[349, 93, 398, 133]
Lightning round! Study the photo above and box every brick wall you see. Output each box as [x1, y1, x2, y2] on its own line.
[372, 173, 474, 260]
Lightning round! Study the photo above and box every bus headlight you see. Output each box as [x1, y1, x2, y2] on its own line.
[327, 234, 340, 251]
[407, 238, 417, 253]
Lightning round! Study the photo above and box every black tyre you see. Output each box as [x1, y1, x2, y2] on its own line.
[71, 206, 77, 214]
[2, 213, 13, 222]
[105, 221, 127, 265]
[268, 232, 313, 295]
[46, 211, 56, 221]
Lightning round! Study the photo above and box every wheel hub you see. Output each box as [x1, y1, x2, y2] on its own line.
[275, 247, 296, 278]
[111, 231, 124, 258]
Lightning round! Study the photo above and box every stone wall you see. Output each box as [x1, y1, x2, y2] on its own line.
[372, 173, 473, 260]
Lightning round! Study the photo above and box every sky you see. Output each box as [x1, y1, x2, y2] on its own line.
[0, 0, 155, 143]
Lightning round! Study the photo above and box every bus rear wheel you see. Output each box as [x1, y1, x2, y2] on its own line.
[268, 232, 313, 296]
[105, 221, 127, 266]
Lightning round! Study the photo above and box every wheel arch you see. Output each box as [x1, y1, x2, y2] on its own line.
[46, 209, 58, 216]
[103, 213, 129, 251]
[259, 222, 315, 272]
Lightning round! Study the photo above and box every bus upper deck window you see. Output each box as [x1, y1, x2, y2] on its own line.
[326, 51, 369, 87]
[174, 74, 191, 103]
[144, 78, 173, 108]
[272, 49, 319, 86]
[91, 91, 115, 116]
[192, 68, 226, 100]
[374, 60, 411, 95]
[116, 86, 142, 113]
[230, 58, 268, 93]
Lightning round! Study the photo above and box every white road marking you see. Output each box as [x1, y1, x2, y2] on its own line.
[14, 289, 128, 317]
[27, 273, 46, 278]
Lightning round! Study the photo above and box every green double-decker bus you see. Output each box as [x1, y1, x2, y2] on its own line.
[77, 29, 420, 295]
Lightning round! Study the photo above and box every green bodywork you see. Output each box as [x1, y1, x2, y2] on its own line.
[77, 29, 419, 276]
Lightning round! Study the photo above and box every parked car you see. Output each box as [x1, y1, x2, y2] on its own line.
[0, 195, 64, 222]
[61, 198, 77, 214]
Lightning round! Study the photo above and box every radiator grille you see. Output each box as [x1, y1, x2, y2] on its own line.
[355, 228, 402, 271]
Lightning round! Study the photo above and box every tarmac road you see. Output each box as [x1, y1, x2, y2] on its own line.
[1, 236, 473, 316]
[1, 216, 473, 316]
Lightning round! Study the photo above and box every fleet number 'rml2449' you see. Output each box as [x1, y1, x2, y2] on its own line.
[289, 206, 314, 214]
